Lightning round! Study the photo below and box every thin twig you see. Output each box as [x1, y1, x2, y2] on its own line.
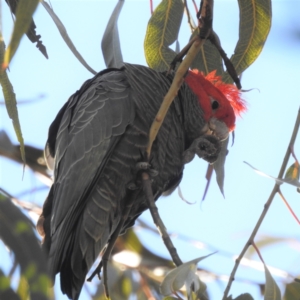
[192, 0, 199, 14]
[252, 242, 266, 264]
[183, 0, 194, 32]
[208, 31, 241, 89]
[222, 108, 300, 299]
[150, 0, 153, 14]
[142, 172, 182, 266]
[290, 145, 299, 164]
[278, 188, 300, 225]
[147, 37, 205, 158]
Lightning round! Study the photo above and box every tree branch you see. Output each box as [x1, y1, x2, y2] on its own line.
[146, 0, 214, 158]
[222, 107, 300, 299]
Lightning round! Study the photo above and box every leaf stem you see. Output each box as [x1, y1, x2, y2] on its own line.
[278, 188, 300, 225]
[252, 242, 265, 264]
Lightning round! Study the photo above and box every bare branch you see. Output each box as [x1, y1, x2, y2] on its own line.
[222, 107, 300, 299]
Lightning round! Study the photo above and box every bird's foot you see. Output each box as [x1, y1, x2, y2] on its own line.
[127, 162, 159, 190]
[183, 135, 221, 164]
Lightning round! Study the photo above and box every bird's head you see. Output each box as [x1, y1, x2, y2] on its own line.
[185, 69, 246, 134]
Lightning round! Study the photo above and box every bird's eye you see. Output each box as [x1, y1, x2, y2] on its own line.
[211, 100, 219, 110]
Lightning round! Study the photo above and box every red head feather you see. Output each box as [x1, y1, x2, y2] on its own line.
[185, 69, 246, 131]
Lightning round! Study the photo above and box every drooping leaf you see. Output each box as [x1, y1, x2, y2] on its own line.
[223, 0, 272, 83]
[144, 0, 184, 71]
[160, 254, 213, 296]
[0, 36, 26, 164]
[101, 0, 124, 68]
[3, 0, 40, 67]
[214, 137, 229, 197]
[41, 0, 97, 75]
[283, 281, 300, 300]
[190, 29, 224, 75]
[264, 264, 281, 300]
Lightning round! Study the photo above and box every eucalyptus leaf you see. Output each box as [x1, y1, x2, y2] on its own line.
[41, 0, 97, 75]
[284, 162, 300, 182]
[264, 264, 281, 300]
[0, 37, 25, 164]
[144, 0, 184, 71]
[190, 29, 224, 76]
[283, 281, 300, 300]
[223, 0, 272, 83]
[101, 0, 124, 68]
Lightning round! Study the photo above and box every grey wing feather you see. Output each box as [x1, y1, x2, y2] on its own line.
[48, 70, 134, 276]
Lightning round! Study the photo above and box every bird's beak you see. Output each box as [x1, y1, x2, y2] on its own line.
[202, 117, 229, 141]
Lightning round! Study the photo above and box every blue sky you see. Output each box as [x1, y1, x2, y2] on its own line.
[1, 0, 300, 299]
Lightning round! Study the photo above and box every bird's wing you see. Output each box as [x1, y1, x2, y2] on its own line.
[47, 69, 134, 272]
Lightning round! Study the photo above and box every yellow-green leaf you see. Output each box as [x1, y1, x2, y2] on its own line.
[17, 275, 28, 300]
[3, 0, 40, 67]
[284, 281, 300, 300]
[264, 264, 281, 300]
[223, 0, 272, 83]
[0, 273, 10, 291]
[0, 36, 25, 164]
[190, 30, 224, 76]
[285, 162, 300, 182]
[144, 0, 184, 71]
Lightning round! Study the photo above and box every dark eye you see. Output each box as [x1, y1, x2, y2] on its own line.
[211, 100, 219, 110]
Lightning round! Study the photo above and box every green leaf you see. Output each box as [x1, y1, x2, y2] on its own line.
[101, 0, 124, 68]
[285, 162, 300, 182]
[0, 36, 26, 164]
[264, 264, 281, 300]
[144, 0, 184, 71]
[3, 0, 40, 67]
[223, 0, 272, 83]
[283, 281, 300, 300]
[233, 293, 255, 300]
[190, 30, 224, 76]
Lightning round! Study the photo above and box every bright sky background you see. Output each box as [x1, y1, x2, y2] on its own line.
[1, 0, 300, 299]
